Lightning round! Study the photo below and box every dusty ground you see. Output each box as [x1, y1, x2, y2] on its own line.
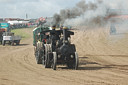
[0, 28, 128, 85]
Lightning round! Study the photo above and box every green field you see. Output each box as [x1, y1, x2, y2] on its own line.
[11, 28, 31, 40]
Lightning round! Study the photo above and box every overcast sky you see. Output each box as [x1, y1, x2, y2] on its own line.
[0, 0, 93, 19]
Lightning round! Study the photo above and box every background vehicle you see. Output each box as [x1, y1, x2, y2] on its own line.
[2, 32, 21, 46]
[0, 23, 10, 44]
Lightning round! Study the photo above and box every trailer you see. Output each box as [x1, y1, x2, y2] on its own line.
[2, 32, 21, 46]
[33, 25, 50, 46]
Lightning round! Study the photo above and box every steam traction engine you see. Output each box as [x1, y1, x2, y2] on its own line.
[33, 27, 79, 70]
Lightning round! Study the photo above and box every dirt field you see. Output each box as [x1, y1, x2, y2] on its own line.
[0, 28, 128, 85]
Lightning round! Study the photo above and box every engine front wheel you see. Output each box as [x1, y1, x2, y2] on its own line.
[67, 52, 79, 70]
[52, 52, 57, 70]
[73, 52, 79, 70]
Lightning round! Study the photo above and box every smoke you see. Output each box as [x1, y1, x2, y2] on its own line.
[52, 0, 97, 26]
[52, 0, 128, 28]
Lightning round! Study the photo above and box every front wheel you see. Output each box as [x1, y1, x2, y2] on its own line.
[52, 52, 57, 70]
[67, 52, 79, 70]
[74, 52, 79, 70]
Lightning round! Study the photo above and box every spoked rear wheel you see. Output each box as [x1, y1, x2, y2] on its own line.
[35, 43, 42, 64]
[44, 44, 48, 68]
[41, 45, 45, 65]
[52, 52, 57, 70]
[36, 49, 42, 64]
[44, 44, 52, 68]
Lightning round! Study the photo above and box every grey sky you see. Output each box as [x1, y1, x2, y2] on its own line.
[0, 0, 89, 19]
